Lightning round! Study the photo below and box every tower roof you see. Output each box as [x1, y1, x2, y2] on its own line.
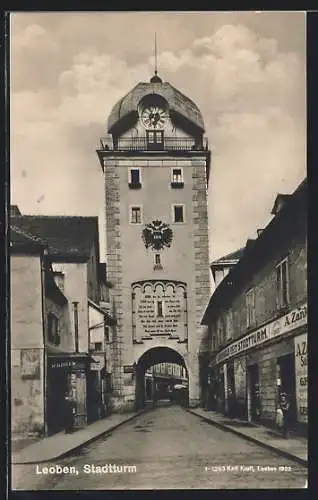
[107, 79, 205, 134]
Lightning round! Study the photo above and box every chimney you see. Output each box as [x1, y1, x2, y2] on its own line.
[257, 229, 264, 237]
[10, 205, 21, 216]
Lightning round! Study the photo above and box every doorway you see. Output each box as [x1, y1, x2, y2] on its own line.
[248, 363, 261, 422]
[227, 362, 236, 417]
[146, 130, 164, 150]
[47, 369, 68, 435]
[277, 354, 297, 428]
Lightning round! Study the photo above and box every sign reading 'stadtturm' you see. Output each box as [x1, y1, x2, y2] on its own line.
[215, 303, 307, 365]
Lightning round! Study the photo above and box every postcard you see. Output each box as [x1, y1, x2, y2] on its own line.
[9, 10, 307, 491]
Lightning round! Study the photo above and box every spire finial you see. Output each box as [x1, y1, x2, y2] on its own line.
[154, 32, 157, 75]
[150, 32, 162, 83]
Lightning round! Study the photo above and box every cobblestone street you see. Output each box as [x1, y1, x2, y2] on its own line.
[12, 405, 307, 490]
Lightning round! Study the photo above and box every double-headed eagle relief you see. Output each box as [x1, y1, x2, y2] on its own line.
[142, 220, 173, 251]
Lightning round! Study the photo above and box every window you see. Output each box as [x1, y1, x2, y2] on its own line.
[226, 311, 233, 340]
[217, 317, 225, 346]
[171, 168, 184, 188]
[172, 168, 182, 183]
[146, 130, 164, 150]
[212, 333, 216, 351]
[276, 258, 289, 308]
[173, 204, 185, 223]
[156, 300, 164, 317]
[104, 322, 110, 343]
[130, 206, 142, 224]
[91, 342, 103, 352]
[48, 313, 60, 345]
[129, 168, 142, 189]
[148, 131, 154, 143]
[246, 288, 256, 327]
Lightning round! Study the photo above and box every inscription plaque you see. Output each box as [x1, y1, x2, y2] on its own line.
[132, 280, 187, 340]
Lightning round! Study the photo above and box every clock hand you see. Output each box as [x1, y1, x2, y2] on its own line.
[153, 113, 161, 126]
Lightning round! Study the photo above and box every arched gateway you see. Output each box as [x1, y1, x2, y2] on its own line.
[96, 71, 211, 411]
[135, 346, 188, 409]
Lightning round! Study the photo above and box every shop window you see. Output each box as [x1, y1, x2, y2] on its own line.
[171, 168, 184, 188]
[48, 313, 60, 345]
[276, 258, 290, 308]
[173, 204, 185, 223]
[130, 205, 143, 224]
[129, 168, 142, 189]
[246, 288, 256, 327]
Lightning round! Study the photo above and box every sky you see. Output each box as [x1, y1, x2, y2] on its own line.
[10, 11, 306, 262]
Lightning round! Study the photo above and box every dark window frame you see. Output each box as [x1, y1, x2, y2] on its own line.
[146, 130, 164, 150]
[48, 312, 60, 345]
[173, 204, 185, 223]
[171, 167, 184, 189]
[276, 258, 290, 309]
[129, 168, 142, 189]
[130, 206, 142, 224]
[246, 288, 256, 328]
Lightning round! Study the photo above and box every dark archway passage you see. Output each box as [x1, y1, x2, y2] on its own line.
[135, 347, 188, 410]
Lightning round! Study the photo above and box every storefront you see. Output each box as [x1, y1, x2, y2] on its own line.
[47, 353, 92, 435]
[212, 302, 307, 432]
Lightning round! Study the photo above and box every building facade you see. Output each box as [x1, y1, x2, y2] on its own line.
[201, 180, 307, 436]
[97, 71, 211, 411]
[210, 248, 245, 289]
[11, 210, 114, 435]
[88, 297, 114, 418]
[10, 225, 70, 437]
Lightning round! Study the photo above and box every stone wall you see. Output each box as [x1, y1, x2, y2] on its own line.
[190, 160, 210, 405]
[11, 254, 45, 436]
[104, 158, 124, 409]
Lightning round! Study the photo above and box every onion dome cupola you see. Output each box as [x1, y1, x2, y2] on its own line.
[107, 73, 205, 139]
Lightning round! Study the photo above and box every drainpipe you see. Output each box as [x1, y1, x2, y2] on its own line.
[73, 302, 79, 352]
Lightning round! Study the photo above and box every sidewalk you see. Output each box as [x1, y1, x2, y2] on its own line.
[12, 409, 147, 465]
[188, 408, 307, 467]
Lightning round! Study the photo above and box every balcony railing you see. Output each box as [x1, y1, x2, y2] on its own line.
[99, 136, 209, 152]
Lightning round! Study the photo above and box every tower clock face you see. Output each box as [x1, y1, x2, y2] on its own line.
[140, 105, 168, 129]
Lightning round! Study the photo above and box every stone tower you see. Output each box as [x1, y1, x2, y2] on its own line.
[97, 72, 211, 411]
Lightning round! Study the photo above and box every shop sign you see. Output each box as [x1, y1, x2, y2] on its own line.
[123, 365, 135, 374]
[48, 358, 86, 370]
[294, 332, 307, 423]
[215, 303, 307, 365]
[20, 349, 41, 379]
[90, 355, 105, 371]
